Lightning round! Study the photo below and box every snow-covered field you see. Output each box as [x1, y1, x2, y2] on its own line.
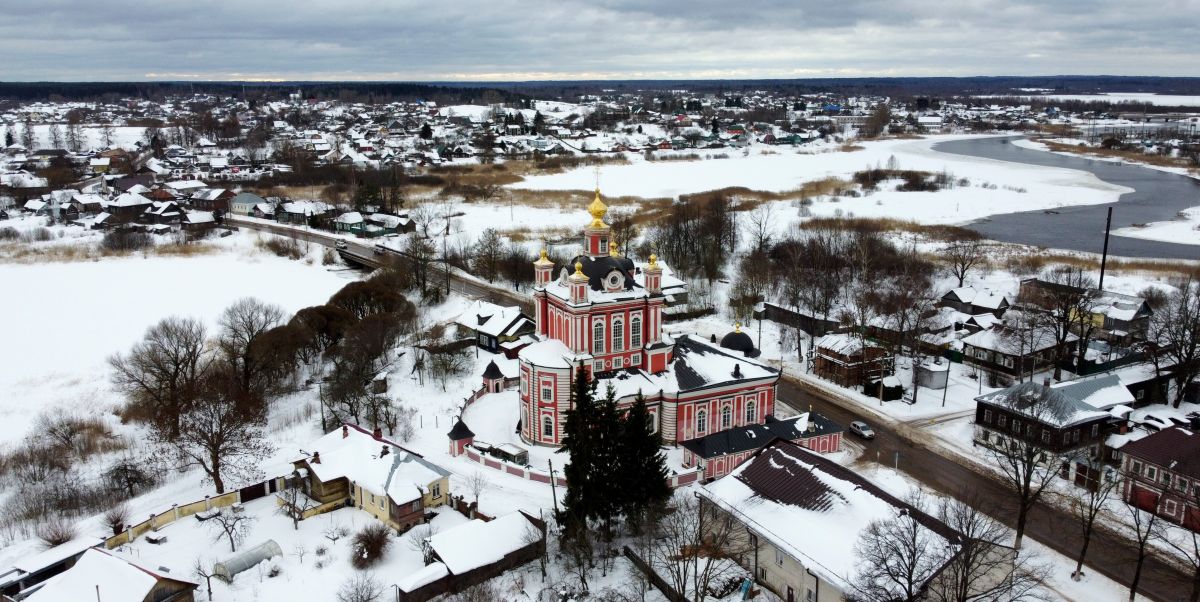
[0, 235, 354, 446]
[977, 93, 1200, 107]
[511, 135, 1131, 226]
[12, 124, 148, 152]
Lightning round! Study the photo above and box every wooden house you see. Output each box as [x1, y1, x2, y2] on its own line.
[290, 424, 451, 532]
[813, 333, 890, 388]
[1121, 427, 1200, 531]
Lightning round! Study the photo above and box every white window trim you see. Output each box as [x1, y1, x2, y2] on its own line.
[593, 319, 606, 354]
[613, 318, 624, 352]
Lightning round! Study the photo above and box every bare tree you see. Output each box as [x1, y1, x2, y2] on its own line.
[608, 208, 639, 256]
[164, 371, 273, 494]
[1023, 267, 1095, 380]
[406, 523, 437, 562]
[109, 316, 212, 438]
[649, 496, 753, 601]
[100, 123, 116, 147]
[408, 204, 441, 238]
[1148, 278, 1200, 407]
[742, 203, 775, 253]
[472, 228, 504, 283]
[429, 348, 469, 392]
[983, 388, 1059, 550]
[942, 235, 986, 288]
[277, 475, 315, 530]
[336, 572, 384, 602]
[1125, 504, 1162, 602]
[1063, 459, 1120, 580]
[217, 297, 284, 397]
[48, 123, 63, 150]
[927, 496, 1048, 602]
[65, 120, 83, 152]
[208, 509, 256, 553]
[851, 491, 950, 602]
[193, 558, 216, 601]
[1000, 309, 1052, 384]
[465, 471, 489, 504]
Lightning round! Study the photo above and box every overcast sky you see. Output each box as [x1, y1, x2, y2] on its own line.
[1, 0, 1196, 81]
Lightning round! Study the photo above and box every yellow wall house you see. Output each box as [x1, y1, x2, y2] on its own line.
[291, 424, 451, 532]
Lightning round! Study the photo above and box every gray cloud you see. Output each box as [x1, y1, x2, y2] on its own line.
[0, 0, 1196, 80]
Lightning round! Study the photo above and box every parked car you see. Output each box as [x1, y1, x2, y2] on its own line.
[335, 240, 347, 250]
[849, 420, 875, 440]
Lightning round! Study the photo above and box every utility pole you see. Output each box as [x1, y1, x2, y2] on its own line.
[548, 459, 559, 515]
[1099, 206, 1113, 290]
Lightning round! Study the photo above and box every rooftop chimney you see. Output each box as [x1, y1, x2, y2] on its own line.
[341, 425, 349, 439]
[1042, 378, 1051, 390]
[312, 451, 321, 464]
[373, 426, 383, 440]
[381, 445, 390, 458]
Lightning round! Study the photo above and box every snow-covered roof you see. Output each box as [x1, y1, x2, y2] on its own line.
[454, 300, 528, 338]
[945, 287, 1008, 310]
[302, 424, 449, 505]
[184, 211, 215, 225]
[334, 211, 364, 224]
[8, 536, 102, 575]
[976, 373, 1132, 427]
[164, 179, 207, 191]
[427, 512, 539, 575]
[109, 192, 151, 207]
[396, 562, 449, 592]
[700, 440, 958, 591]
[518, 334, 775, 398]
[23, 548, 191, 602]
[191, 187, 228, 201]
[961, 323, 1074, 355]
[280, 200, 331, 215]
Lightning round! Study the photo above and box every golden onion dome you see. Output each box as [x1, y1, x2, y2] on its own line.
[574, 261, 584, 275]
[609, 241, 619, 257]
[648, 253, 658, 268]
[587, 187, 608, 228]
[534, 247, 553, 265]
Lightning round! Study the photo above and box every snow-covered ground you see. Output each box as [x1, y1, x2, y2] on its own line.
[978, 93, 1200, 107]
[858, 466, 1148, 601]
[1112, 206, 1200, 246]
[511, 135, 1131, 226]
[0, 233, 354, 446]
[17, 124, 148, 152]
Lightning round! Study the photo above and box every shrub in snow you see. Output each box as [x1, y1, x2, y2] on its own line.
[336, 573, 384, 602]
[350, 523, 392, 569]
[102, 230, 152, 251]
[37, 517, 77, 548]
[0, 227, 18, 240]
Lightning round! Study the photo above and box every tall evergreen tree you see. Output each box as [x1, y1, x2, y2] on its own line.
[619, 393, 670, 528]
[561, 366, 600, 535]
[591, 384, 624, 524]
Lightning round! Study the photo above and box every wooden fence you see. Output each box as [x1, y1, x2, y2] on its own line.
[622, 545, 691, 602]
[104, 476, 286, 549]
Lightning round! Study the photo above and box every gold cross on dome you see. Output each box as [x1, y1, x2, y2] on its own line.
[593, 166, 601, 191]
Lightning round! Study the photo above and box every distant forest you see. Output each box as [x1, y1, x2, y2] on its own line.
[2, 75, 1199, 108]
